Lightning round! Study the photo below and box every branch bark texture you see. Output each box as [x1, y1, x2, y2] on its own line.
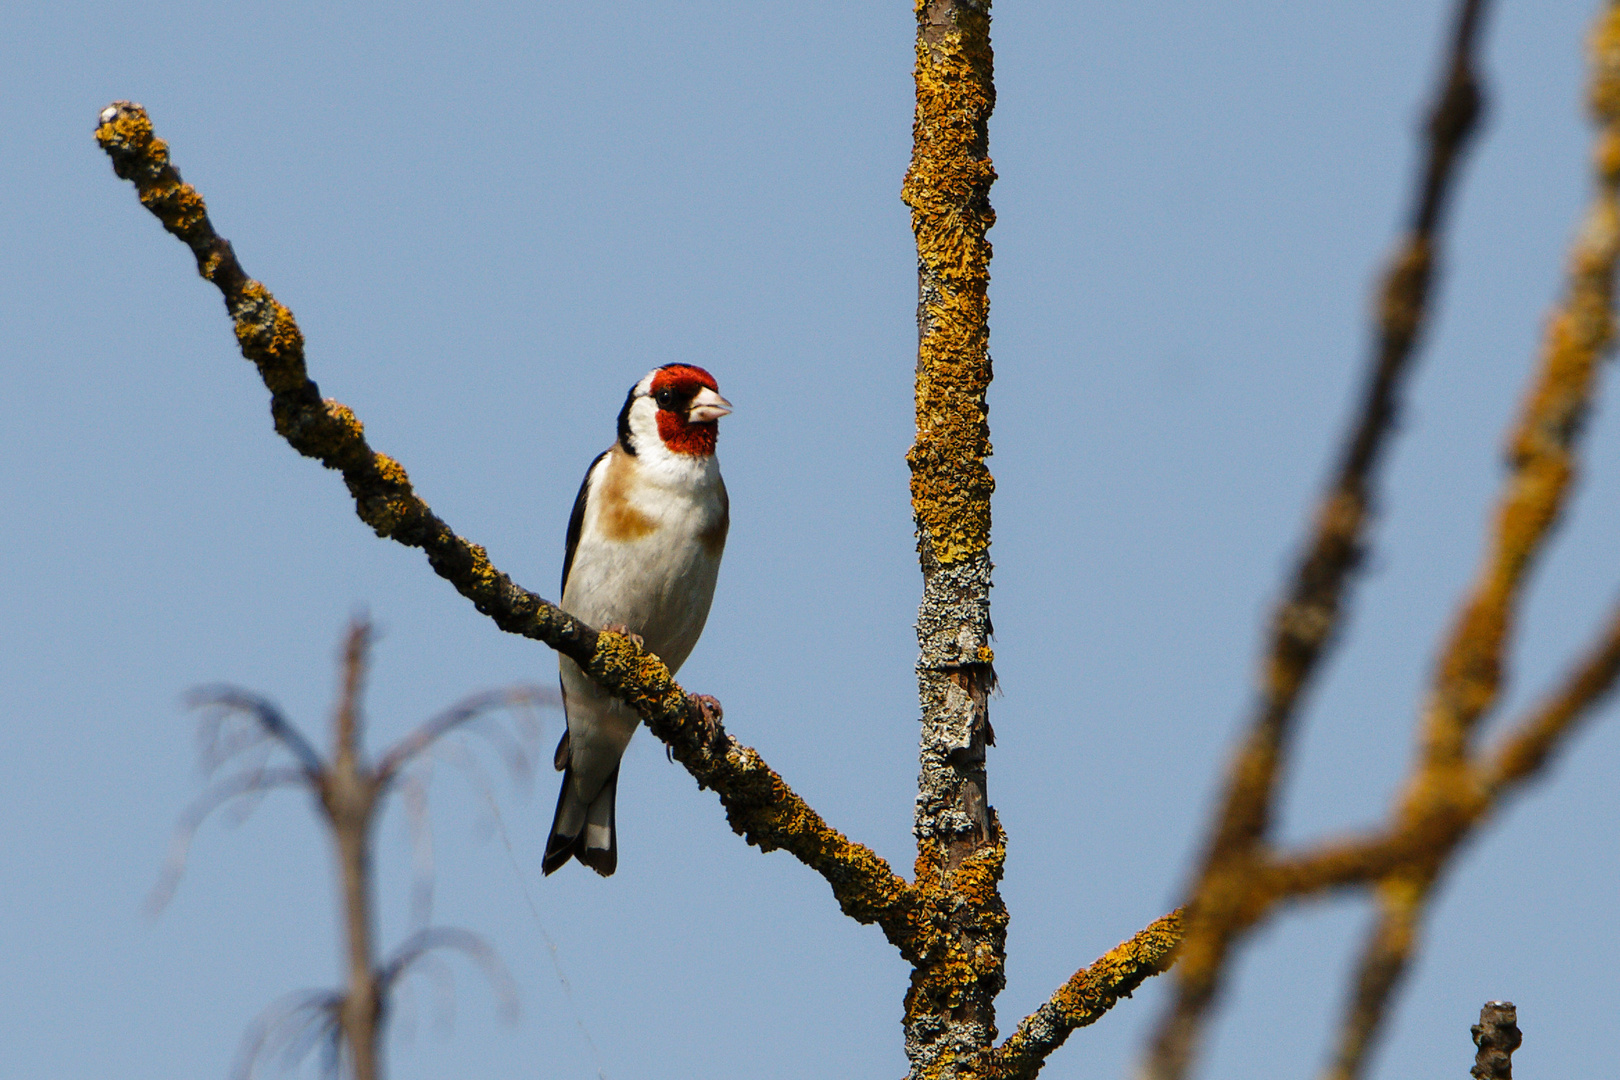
[1470, 1001, 1521, 1080]
[901, 2, 1006, 1076]
[988, 910, 1184, 1080]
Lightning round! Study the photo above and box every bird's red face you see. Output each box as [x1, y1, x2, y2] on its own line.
[650, 365, 731, 456]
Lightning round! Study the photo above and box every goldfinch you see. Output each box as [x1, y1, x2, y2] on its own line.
[542, 364, 731, 876]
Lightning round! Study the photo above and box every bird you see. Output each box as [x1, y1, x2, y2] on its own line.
[542, 364, 732, 876]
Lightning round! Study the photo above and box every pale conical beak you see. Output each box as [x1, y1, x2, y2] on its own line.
[687, 386, 732, 423]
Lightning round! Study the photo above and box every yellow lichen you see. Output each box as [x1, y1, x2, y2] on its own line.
[325, 401, 364, 439]
[903, 11, 997, 567]
[372, 453, 409, 489]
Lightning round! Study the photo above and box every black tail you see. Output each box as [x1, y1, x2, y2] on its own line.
[542, 764, 619, 877]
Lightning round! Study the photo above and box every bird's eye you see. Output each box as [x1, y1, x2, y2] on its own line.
[654, 389, 674, 408]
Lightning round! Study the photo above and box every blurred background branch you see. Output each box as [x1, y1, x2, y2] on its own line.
[152, 618, 542, 1079]
[1144, 4, 1620, 1079]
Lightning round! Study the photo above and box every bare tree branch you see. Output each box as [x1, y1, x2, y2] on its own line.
[374, 686, 554, 789]
[94, 102, 918, 943]
[146, 765, 312, 917]
[1419, 56, 1620, 771]
[1310, 15, 1620, 1062]
[400, 771, 436, 931]
[188, 687, 326, 780]
[1142, 6, 1620, 1078]
[231, 990, 342, 1080]
[1487, 594, 1620, 792]
[163, 621, 546, 1080]
[1319, 874, 1431, 1080]
[380, 927, 520, 1025]
[1142, 3, 1495, 1075]
[989, 910, 1184, 1080]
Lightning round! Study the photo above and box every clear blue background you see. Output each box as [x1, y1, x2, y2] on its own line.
[3, 2, 1616, 1078]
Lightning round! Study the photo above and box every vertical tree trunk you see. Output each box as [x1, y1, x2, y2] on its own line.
[902, 2, 1003, 1077]
[336, 818, 381, 1080]
[330, 627, 382, 1080]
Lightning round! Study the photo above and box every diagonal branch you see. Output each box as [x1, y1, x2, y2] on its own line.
[987, 910, 1184, 1080]
[374, 686, 555, 789]
[1206, 0, 1492, 865]
[1315, 8, 1620, 1076]
[187, 686, 326, 780]
[1143, 3, 1495, 1076]
[147, 764, 313, 916]
[94, 101, 917, 944]
[379, 926, 521, 1024]
[1418, 73, 1620, 767]
[1486, 594, 1620, 791]
[1319, 873, 1432, 1080]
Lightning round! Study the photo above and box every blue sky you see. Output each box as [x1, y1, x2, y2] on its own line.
[3, 2, 1616, 1078]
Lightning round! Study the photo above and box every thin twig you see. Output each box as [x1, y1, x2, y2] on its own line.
[1486, 594, 1620, 792]
[1318, 874, 1431, 1080]
[165, 621, 546, 1079]
[188, 687, 326, 779]
[146, 765, 312, 917]
[375, 686, 554, 788]
[380, 927, 520, 1024]
[231, 989, 342, 1080]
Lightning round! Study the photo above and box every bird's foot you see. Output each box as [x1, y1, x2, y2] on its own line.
[600, 622, 645, 650]
[687, 694, 726, 752]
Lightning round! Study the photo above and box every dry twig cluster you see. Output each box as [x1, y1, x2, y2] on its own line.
[153, 620, 535, 1079]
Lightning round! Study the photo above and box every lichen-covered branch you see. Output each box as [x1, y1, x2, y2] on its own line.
[987, 910, 1183, 1080]
[1312, 13, 1620, 1066]
[1419, 0, 1620, 767]
[1319, 873, 1431, 1080]
[1487, 596, 1620, 791]
[93, 101, 916, 945]
[1140, 4, 1494, 1078]
[1139, 5, 1620, 1078]
[900, 1, 1007, 1076]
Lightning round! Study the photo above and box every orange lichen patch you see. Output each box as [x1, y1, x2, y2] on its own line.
[588, 629, 680, 715]
[1590, 6, 1620, 116]
[1048, 911, 1183, 1028]
[903, 5, 997, 568]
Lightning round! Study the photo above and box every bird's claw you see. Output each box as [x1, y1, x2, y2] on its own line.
[687, 694, 725, 752]
[601, 622, 645, 650]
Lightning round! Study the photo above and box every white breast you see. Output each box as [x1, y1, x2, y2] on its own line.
[561, 446, 727, 674]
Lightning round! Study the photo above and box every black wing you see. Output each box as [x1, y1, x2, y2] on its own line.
[561, 450, 608, 596]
